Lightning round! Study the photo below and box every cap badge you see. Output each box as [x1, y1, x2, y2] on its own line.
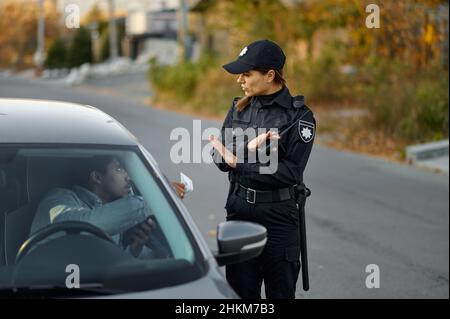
[239, 47, 248, 57]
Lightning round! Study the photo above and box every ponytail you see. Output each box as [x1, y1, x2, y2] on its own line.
[235, 96, 252, 112]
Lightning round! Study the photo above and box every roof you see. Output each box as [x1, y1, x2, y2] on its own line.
[0, 99, 138, 146]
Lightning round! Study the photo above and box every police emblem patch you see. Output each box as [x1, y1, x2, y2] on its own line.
[239, 47, 248, 57]
[49, 205, 66, 223]
[298, 120, 315, 143]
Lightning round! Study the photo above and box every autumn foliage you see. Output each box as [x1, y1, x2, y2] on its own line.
[151, 0, 448, 154]
[0, 0, 60, 69]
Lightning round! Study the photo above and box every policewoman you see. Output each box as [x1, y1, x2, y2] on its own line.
[209, 40, 316, 299]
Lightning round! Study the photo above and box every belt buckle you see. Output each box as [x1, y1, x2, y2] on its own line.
[246, 187, 256, 204]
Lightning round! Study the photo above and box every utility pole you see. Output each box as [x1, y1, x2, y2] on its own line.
[34, 0, 45, 72]
[107, 0, 118, 60]
[179, 0, 189, 62]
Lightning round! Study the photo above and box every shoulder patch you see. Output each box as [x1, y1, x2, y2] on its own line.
[49, 205, 66, 223]
[298, 120, 315, 143]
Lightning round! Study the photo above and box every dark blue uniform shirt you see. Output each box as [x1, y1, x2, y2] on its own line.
[212, 86, 315, 190]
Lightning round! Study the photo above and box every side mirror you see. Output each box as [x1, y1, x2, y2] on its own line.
[213, 221, 267, 267]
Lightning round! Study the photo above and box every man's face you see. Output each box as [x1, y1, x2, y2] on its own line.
[96, 158, 131, 201]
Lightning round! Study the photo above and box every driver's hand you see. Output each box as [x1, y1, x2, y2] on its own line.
[171, 181, 185, 199]
[126, 218, 156, 257]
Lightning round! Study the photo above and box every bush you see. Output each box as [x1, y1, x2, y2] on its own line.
[150, 61, 198, 102]
[100, 21, 125, 61]
[301, 53, 343, 103]
[362, 60, 449, 142]
[44, 38, 67, 69]
[149, 47, 448, 146]
[407, 78, 449, 141]
[292, 41, 352, 105]
[148, 53, 218, 103]
[67, 26, 92, 68]
[190, 68, 242, 114]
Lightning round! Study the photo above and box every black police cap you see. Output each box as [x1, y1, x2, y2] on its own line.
[223, 39, 286, 74]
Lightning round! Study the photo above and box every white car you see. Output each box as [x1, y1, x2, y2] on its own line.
[0, 98, 267, 298]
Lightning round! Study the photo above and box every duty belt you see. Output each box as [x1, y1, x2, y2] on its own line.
[236, 183, 296, 204]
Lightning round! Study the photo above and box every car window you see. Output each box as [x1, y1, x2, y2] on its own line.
[0, 146, 203, 294]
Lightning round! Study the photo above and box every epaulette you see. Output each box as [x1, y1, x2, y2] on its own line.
[293, 95, 306, 108]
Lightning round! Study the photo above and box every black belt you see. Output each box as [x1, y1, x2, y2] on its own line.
[236, 183, 296, 204]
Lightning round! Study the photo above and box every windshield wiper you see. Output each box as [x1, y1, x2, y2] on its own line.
[0, 283, 127, 298]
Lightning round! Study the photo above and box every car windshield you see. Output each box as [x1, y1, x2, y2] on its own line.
[0, 145, 204, 296]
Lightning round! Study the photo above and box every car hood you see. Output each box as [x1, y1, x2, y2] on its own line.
[95, 263, 238, 299]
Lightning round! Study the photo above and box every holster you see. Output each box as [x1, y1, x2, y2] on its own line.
[294, 183, 311, 206]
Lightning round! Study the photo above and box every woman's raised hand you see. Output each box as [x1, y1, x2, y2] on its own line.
[247, 131, 280, 152]
[209, 135, 237, 168]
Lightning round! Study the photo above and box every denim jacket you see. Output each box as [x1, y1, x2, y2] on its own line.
[30, 185, 162, 259]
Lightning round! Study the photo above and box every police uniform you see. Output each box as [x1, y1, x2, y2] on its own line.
[212, 40, 315, 299]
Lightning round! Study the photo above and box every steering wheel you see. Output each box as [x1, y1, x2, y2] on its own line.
[16, 221, 115, 263]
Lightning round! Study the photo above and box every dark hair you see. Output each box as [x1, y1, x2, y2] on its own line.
[235, 68, 286, 112]
[77, 155, 117, 187]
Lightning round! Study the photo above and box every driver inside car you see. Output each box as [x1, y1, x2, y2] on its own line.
[30, 155, 181, 259]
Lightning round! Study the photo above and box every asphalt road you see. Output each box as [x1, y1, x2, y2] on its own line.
[0, 76, 448, 298]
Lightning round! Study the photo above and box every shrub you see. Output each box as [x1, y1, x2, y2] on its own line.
[66, 26, 92, 68]
[407, 78, 449, 141]
[293, 41, 352, 105]
[44, 38, 67, 69]
[148, 53, 218, 103]
[191, 68, 242, 114]
[362, 60, 449, 142]
[99, 21, 125, 61]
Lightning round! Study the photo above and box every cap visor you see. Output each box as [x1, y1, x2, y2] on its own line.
[222, 60, 253, 74]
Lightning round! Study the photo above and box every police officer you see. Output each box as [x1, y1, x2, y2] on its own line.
[209, 39, 316, 299]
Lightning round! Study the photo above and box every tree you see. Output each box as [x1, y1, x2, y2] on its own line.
[0, 0, 60, 69]
[347, 0, 448, 69]
[82, 4, 105, 25]
[44, 38, 67, 69]
[67, 27, 92, 68]
[99, 20, 125, 61]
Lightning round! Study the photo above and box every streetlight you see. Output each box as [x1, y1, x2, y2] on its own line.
[33, 0, 45, 71]
[107, 0, 118, 61]
[179, 0, 190, 61]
